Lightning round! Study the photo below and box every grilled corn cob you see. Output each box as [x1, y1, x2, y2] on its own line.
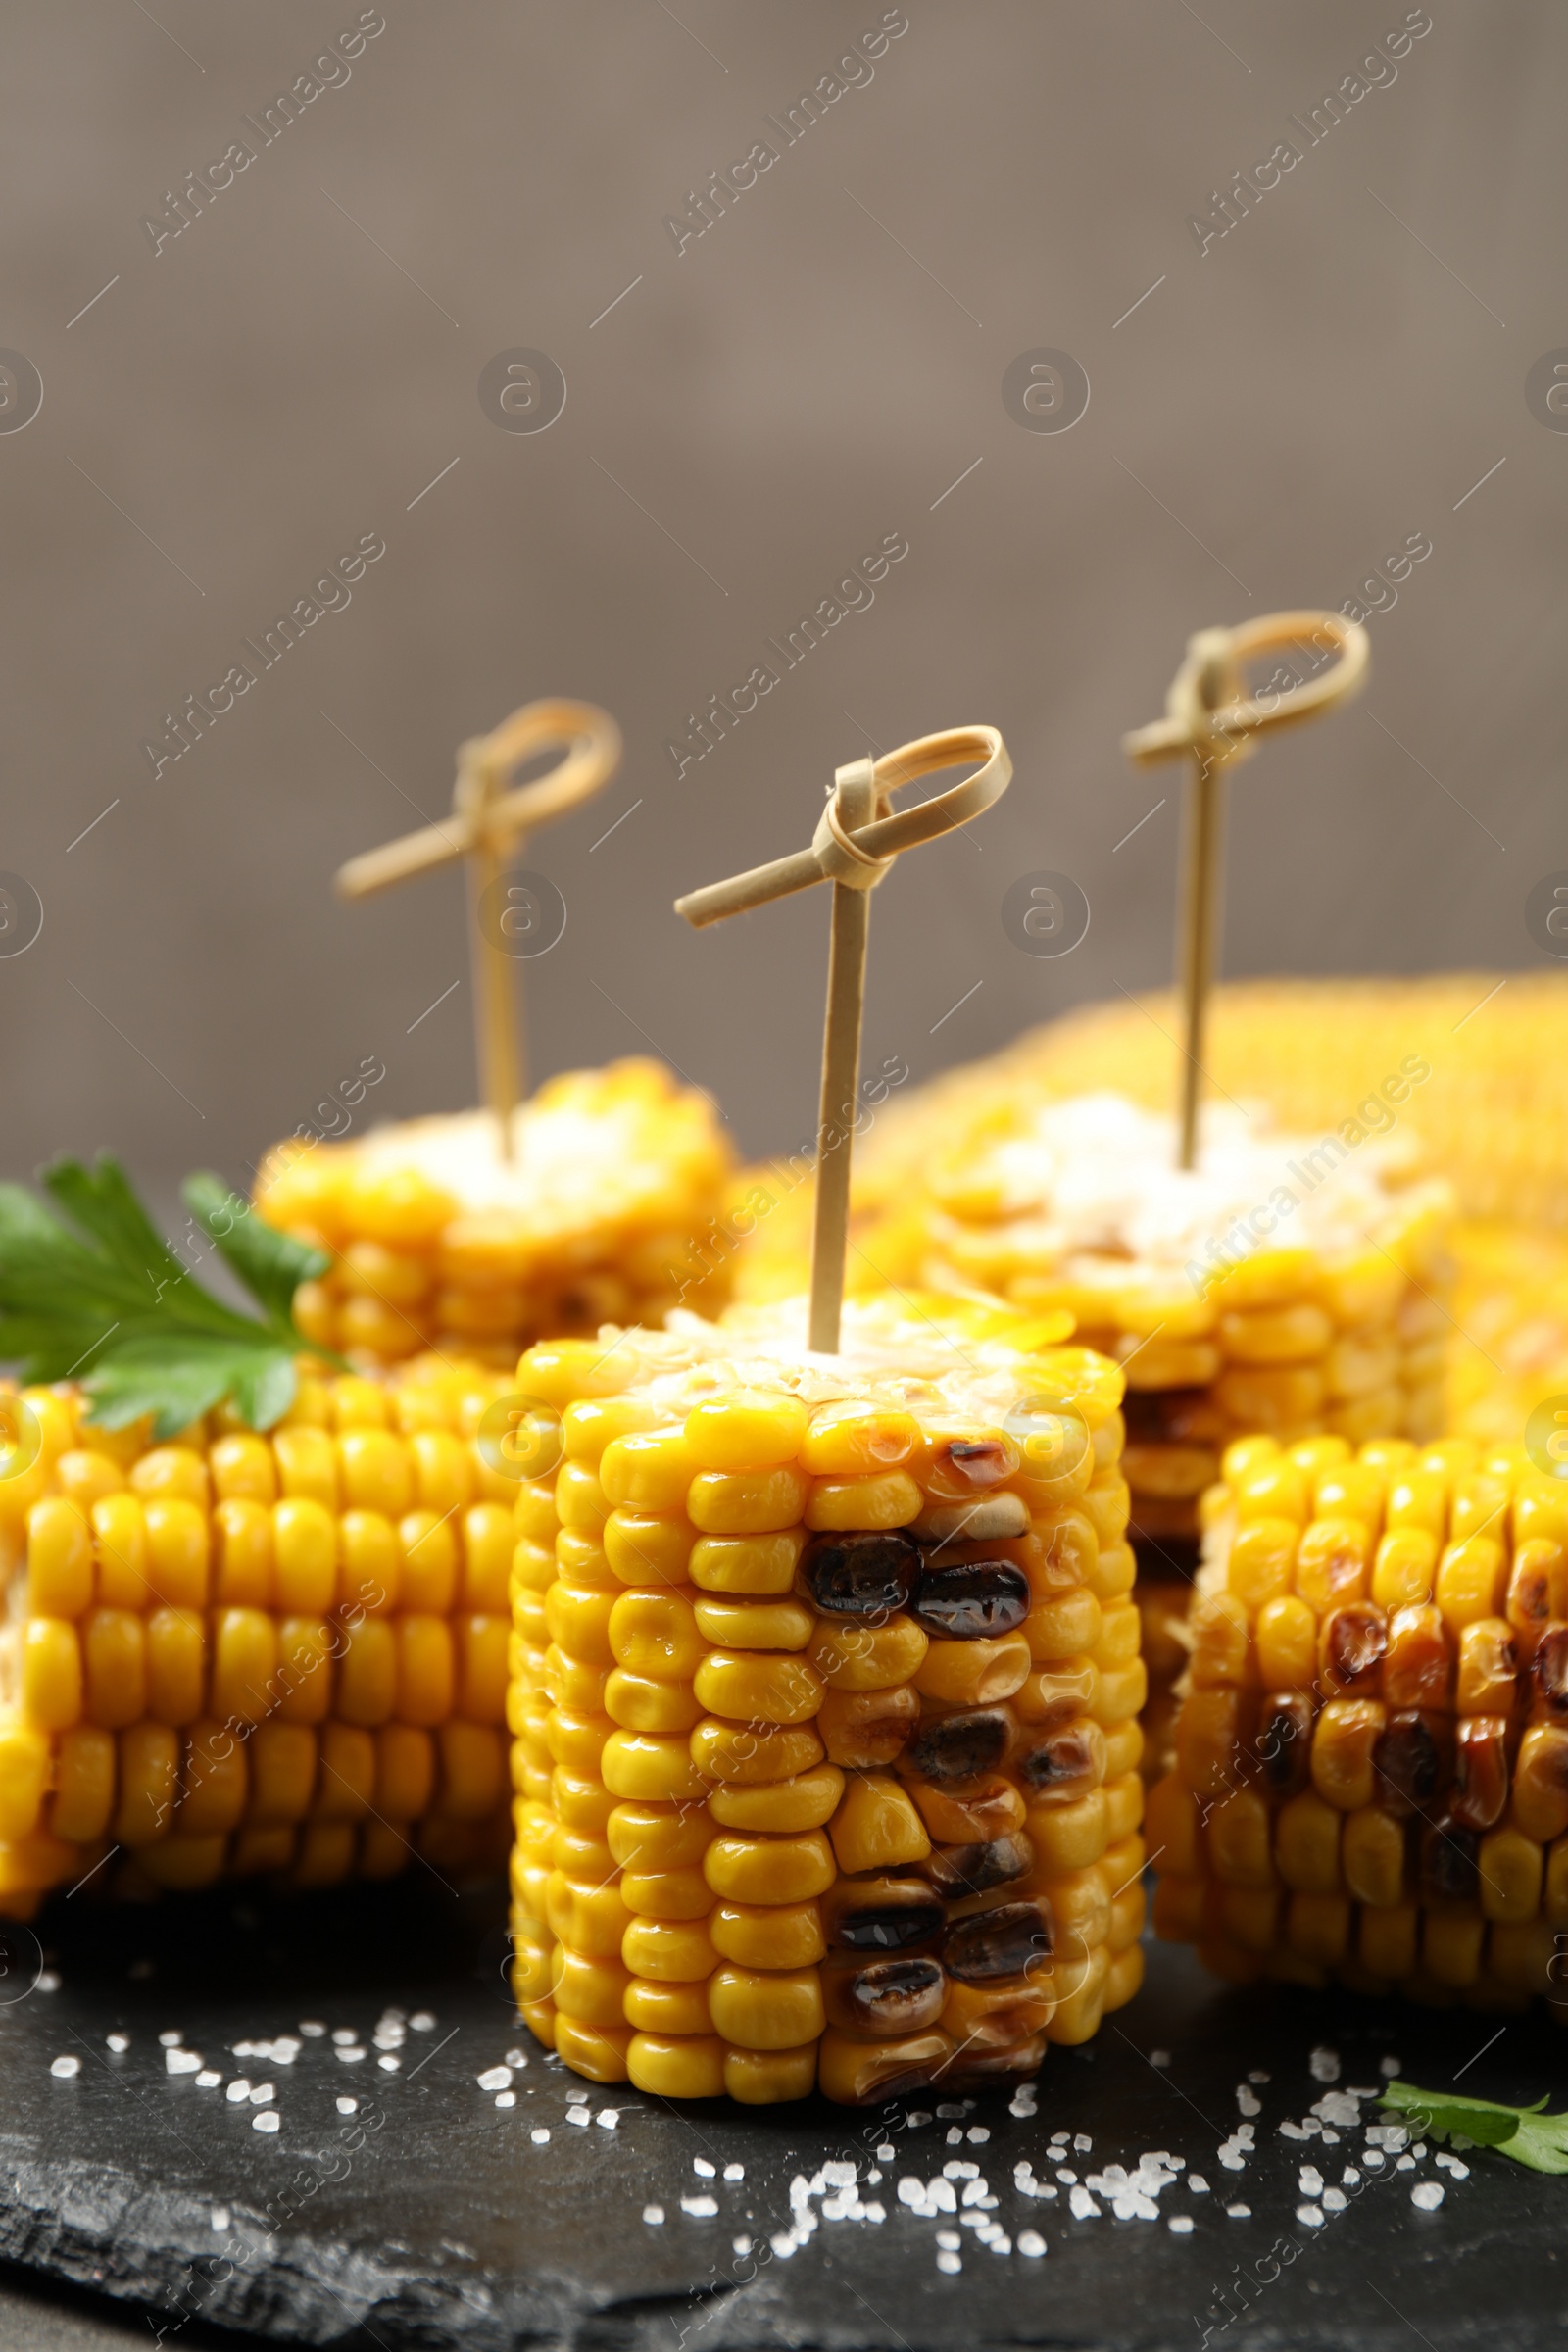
[1152, 1430, 1568, 2013]
[256, 1060, 735, 1367]
[0, 1364, 518, 1916]
[931, 975, 1568, 1231]
[507, 1295, 1147, 2105]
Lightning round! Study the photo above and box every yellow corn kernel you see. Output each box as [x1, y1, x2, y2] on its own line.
[624, 1978, 710, 2034]
[1227, 1517, 1298, 1608]
[691, 1719, 824, 1787]
[1152, 1875, 1206, 1942]
[1206, 1788, 1275, 1888]
[710, 1900, 825, 1968]
[688, 1529, 807, 1596]
[806, 1472, 922, 1532]
[1314, 1462, 1387, 1535]
[546, 1706, 612, 1772]
[181, 1724, 248, 1834]
[1079, 1474, 1131, 1549]
[337, 1428, 414, 1518]
[330, 1373, 395, 1428]
[91, 1492, 150, 1609]
[48, 1724, 115, 1846]
[1372, 1526, 1438, 1610]
[1215, 1886, 1280, 1953]
[340, 1510, 399, 1615]
[376, 1724, 434, 1819]
[1358, 1900, 1418, 1982]
[685, 1390, 810, 1470]
[561, 1396, 662, 1464]
[556, 1460, 611, 1532]
[457, 1615, 508, 1721]
[1175, 1688, 1244, 1798]
[600, 1430, 699, 1513]
[1083, 1539, 1137, 1603]
[208, 1606, 278, 1726]
[1435, 1535, 1506, 1634]
[1513, 1724, 1568, 1844]
[1294, 1517, 1372, 1614]
[705, 1829, 836, 1904]
[1090, 1600, 1141, 1672]
[55, 1449, 126, 1511]
[1276, 1790, 1342, 1892]
[688, 1465, 810, 1536]
[437, 1722, 504, 1819]
[708, 1965, 824, 2051]
[627, 2031, 722, 2097]
[394, 1616, 453, 1726]
[622, 1917, 718, 1981]
[693, 1650, 823, 1726]
[609, 1590, 706, 1682]
[914, 1634, 1030, 1705]
[692, 1596, 813, 1653]
[801, 1402, 918, 1476]
[141, 1496, 210, 1608]
[604, 1510, 698, 1588]
[145, 1606, 206, 1727]
[0, 1726, 49, 1842]
[410, 1429, 472, 1517]
[1027, 1788, 1108, 1874]
[83, 1607, 147, 1729]
[1343, 1805, 1406, 1905]
[248, 1723, 318, 1823]
[1220, 1302, 1333, 1365]
[809, 1615, 928, 1693]
[604, 1669, 703, 1735]
[1216, 1363, 1324, 1433]
[1026, 1588, 1102, 1663]
[1254, 1594, 1318, 1690]
[514, 1478, 560, 1542]
[23, 1617, 83, 1732]
[207, 1498, 271, 1608]
[1189, 1591, 1252, 1689]
[335, 1616, 397, 1727]
[27, 1498, 94, 1618]
[270, 1618, 332, 1725]
[398, 1510, 459, 1614]
[546, 1581, 616, 1667]
[129, 1446, 208, 1507]
[602, 1731, 710, 1804]
[265, 1497, 334, 1614]
[708, 1766, 844, 1833]
[272, 1426, 338, 1510]
[1146, 1772, 1201, 1879]
[607, 1801, 710, 1873]
[115, 1721, 178, 1846]
[1480, 1826, 1543, 1924]
[816, 2027, 953, 2105]
[462, 1503, 514, 1612]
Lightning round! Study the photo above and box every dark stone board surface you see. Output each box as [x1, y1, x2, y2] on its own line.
[0, 1881, 1561, 2352]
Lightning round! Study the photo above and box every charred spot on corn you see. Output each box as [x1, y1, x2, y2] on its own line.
[802, 1529, 920, 1619]
[909, 1559, 1031, 1641]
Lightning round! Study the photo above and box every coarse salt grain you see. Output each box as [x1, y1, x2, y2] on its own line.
[106, 2034, 128, 2054]
[506, 2048, 527, 2067]
[1321, 2188, 1348, 2214]
[1226, 2204, 1250, 2219]
[253, 2111, 280, 2134]
[1411, 2181, 1444, 2211]
[681, 2196, 718, 2219]
[336, 2047, 366, 2065]
[1298, 2167, 1324, 2196]
[211, 2207, 229, 2231]
[1380, 2055, 1401, 2076]
[478, 2067, 512, 2092]
[410, 2012, 436, 2031]
[1309, 2047, 1341, 2083]
[49, 2056, 79, 2079]
[597, 2110, 619, 2130]
[693, 2157, 716, 2176]
[158, 2031, 183, 2047]
[1168, 2215, 1194, 2234]
[496, 2092, 515, 2109]
[723, 2163, 743, 2180]
[166, 2049, 201, 2076]
[1249, 2071, 1270, 2084]
[196, 2072, 221, 2089]
[946, 2127, 963, 2145]
[565, 2108, 590, 2128]
[968, 2127, 990, 2144]
[300, 2021, 326, 2038]
[531, 2129, 550, 2144]
[643, 2205, 663, 2224]
[250, 2083, 275, 2105]
[936, 2251, 961, 2275]
[1068, 2186, 1100, 2220]
[1189, 2176, 1209, 2194]
[1236, 2086, 1261, 2117]
[1017, 2230, 1046, 2257]
[378, 2055, 400, 2072]
[1297, 2204, 1324, 2228]
[331, 2029, 357, 2046]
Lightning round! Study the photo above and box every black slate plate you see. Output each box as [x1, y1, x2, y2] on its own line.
[0, 1879, 1561, 2352]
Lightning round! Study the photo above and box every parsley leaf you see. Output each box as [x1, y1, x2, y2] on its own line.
[0, 1154, 336, 1438]
[1383, 2080, 1568, 2174]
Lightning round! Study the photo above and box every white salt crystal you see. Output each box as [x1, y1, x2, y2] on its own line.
[1017, 2230, 1046, 2257]
[166, 2049, 201, 2076]
[253, 2110, 280, 2134]
[1411, 2181, 1445, 2211]
[1309, 2047, 1341, 2082]
[643, 2205, 663, 2224]
[1169, 2215, 1194, 2234]
[49, 2056, 79, 2079]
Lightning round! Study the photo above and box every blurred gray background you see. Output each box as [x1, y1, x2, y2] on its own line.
[3, 0, 1563, 1207]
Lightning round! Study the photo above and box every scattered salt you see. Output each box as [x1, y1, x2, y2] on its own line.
[531, 2129, 550, 2144]
[1168, 2215, 1194, 2234]
[158, 2031, 183, 2048]
[336, 2097, 357, 2115]
[565, 2108, 590, 2128]
[478, 2067, 512, 2092]
[936, 2250, 962, 2275]
[723, 2163, 744, 2180]
[1380, 2055, 1401, 2077]
[596, 2110, 618, 2130]
[195, 2072, 221, 2089]
[693, 2157, 716, 2177]
[644, 2205, 664, 2224]
[211, 2208, 228, 2231]
[1296, 2203, 1323, 2228]
[1236, 2086, 1261, 2117]
[496, 2092, 515, 2109]
[1189, 2176, 1209, 2194]
[106, 2034, 128, 2054]
[1226, 2204, 1250, 2219]
[253, 2110, 280, 2134]
[1068, 2186, 1100, 2220]
[166, 2049, 201, 2076]
[1017, 2230, 1046, 2257]
[1321, 2188, 1348, 2213]
[409, 2012, 436, 2031]
[249, 2083, 275, 2105]
[49, 2056, 79, 2080]
[681, 2195, 718, 2218]
[1309, 2046, 1341, 2083]
[968, 2127, 990, 2144]
[1411, 2181, 1445, 2211]
[300, 2021, 326, 2038]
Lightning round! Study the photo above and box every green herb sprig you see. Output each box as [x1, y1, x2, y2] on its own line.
[1382, 2079, 1568, 2174]
[0, 1154, 338, 1438]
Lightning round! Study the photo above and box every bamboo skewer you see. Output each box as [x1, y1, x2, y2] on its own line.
[1122, 611, 1370, 1171]
[334, 698, 621, 1158]
[676, 724, 1011, 1351]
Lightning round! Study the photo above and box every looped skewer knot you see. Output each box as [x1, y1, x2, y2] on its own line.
[1122, 608, 1370, 776]
[675, 724, 1010, 928]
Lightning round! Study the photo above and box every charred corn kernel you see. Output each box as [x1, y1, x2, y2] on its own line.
[1457, 1618, 1519, 1715]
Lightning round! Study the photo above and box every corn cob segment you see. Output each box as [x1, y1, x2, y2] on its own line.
[508, 1297, 1147, 2104]
[0, 1367, 519, 1916]
[255, 1060, 735, 1368]
[1152, 1431, 1568, 2014]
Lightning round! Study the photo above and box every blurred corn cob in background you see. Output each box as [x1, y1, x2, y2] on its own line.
[507, 1297, 1147, 2105]
[256, 1060, 735, 1368]
[0, 1364, 516, 1917]
[1152, 1430, 1568, 2014]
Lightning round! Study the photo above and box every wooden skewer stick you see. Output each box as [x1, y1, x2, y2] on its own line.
[676, 724, 1011, 1351]
[333, 698, 621, 1159]
[1122, 610, 1370, 1173]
